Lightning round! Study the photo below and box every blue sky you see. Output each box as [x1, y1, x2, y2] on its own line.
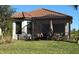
[11, 5, 79, 30]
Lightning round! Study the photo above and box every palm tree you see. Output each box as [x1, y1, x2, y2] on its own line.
[72, 5, 79, 43]
[73, 5, 78, 10]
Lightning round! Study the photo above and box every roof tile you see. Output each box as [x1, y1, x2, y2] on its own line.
[11, 8, 72, 19]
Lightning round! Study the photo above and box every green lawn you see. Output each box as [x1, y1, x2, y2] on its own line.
[0, 40, 79, 54]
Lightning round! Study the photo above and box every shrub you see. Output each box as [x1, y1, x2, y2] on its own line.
[4, 36, 13, 43]
[0, 39, 5, 44]
[0, 36, 13, 44]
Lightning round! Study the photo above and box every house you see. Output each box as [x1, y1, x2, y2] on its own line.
[11, 8, 72, 40]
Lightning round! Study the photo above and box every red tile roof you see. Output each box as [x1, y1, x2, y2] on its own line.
[11, 8, 72, 19]
[29, 8, 65, 17]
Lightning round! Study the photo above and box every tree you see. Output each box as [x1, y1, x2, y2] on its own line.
[0, 5, 15, 39]
[72, 28, 76, 32]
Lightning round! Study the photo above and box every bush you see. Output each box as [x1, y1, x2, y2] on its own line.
[0, 36, 13, 44]
[0, 39, 5, 44]
[4, 36, 13, 43]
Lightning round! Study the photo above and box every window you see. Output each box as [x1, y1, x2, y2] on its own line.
[16, 21, 22, 34]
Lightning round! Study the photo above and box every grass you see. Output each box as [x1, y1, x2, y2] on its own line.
[0, 40, 79, 54]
